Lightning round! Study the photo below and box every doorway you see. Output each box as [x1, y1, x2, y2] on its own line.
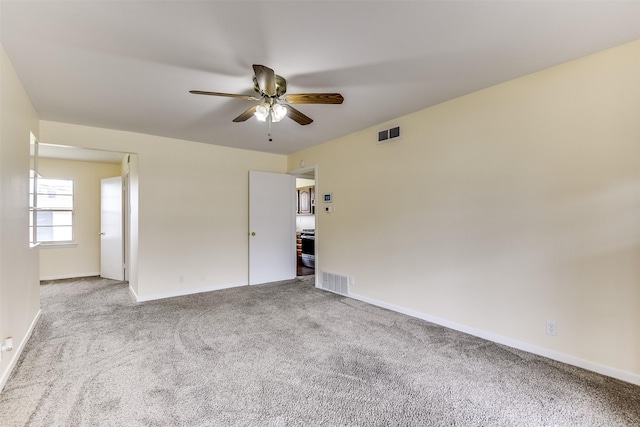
[32, 143, 136, 284]
[291, 166, 316, 277]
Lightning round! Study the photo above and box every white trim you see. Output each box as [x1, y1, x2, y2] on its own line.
[0, 309, 42, 393]
[38, 242, 78, 249]
[129, 281, 248, 303]
[40, 272, 100, 281]
[128, 285, 140, 302]
[288, 165, 316, 177]
[348, 291, 640, 386]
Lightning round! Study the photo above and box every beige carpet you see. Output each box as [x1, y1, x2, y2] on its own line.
[1, 276, 639, 426]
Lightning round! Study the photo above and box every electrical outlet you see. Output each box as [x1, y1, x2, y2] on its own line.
[546, 320, 557, 336]
[179, 276, 184, 284]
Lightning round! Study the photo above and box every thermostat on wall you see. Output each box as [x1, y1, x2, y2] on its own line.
[323, 193, 333, 203]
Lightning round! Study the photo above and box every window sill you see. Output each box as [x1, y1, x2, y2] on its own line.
[29, 242, 41, 249]
[39, 242, 78, 249]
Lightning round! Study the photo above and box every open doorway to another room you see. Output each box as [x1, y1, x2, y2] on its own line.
[293, 169, 315, 277]
[31, 142, 134, 284]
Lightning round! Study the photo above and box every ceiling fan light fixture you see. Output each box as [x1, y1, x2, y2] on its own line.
[254, 103, 269, 122]
[271, 103, 287, 122]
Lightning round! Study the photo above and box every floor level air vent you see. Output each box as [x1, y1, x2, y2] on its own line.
[321, 271, 349, 296]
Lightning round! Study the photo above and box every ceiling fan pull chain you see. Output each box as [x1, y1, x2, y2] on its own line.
[268, 115, 273, 142]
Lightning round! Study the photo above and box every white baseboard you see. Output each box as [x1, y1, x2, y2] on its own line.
[129, 281, 248, 302]
[40, 272, 100, 281]
[0, 309, 42, 393]
[348, 291, 640, 386]
[128, 285, 139, 302]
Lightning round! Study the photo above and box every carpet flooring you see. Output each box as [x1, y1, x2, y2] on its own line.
[1, 276, 639, 426]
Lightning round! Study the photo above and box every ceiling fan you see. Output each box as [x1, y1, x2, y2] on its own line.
[190, 64, 344, 126]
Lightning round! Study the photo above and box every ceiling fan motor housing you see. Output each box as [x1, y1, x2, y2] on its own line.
[253, 75, 287, 97]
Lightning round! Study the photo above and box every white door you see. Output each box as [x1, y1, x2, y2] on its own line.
[249, 171, 296, 285]
[100, 176, 124, 280]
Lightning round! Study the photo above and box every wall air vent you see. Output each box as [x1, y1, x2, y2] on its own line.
[321, 271, 350, 296]
[377, 126, 401, 144]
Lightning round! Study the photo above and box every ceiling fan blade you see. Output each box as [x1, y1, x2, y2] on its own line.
[285, 105, 313, 125]
[253, 64, 276, 96]
[233, 105, 258, 122]
[282, 93, 344, 105]
[189, 90, 258, 100]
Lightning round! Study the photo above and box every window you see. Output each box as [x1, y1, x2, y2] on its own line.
[29, 177, 74, 244]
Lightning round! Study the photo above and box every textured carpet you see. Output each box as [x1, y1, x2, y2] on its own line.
[1, 276, 639, 426]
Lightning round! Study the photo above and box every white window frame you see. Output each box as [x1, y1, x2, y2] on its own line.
[31, 178, 75, 245]
[29, 137, 76, 247]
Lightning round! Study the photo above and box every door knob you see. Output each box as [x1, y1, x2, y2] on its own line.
[251, 232, 256, 236]
[98, 232, 105, 236]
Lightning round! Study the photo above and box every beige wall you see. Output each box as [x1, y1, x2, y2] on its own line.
[288, 40, 640, 383]
[4, 35, 638, 388]
[38, 158, 122, 280]
[0, 45, 41, 390]
[39, 122, 287, 300]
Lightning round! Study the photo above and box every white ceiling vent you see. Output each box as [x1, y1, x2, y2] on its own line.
[377, 126, 401, 144]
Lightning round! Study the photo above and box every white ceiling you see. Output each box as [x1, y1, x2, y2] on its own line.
[3, 1, 640, 155]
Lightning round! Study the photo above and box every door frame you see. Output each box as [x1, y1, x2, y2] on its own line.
[288, 165, 318, 288]
[123, 170, 130, 282]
